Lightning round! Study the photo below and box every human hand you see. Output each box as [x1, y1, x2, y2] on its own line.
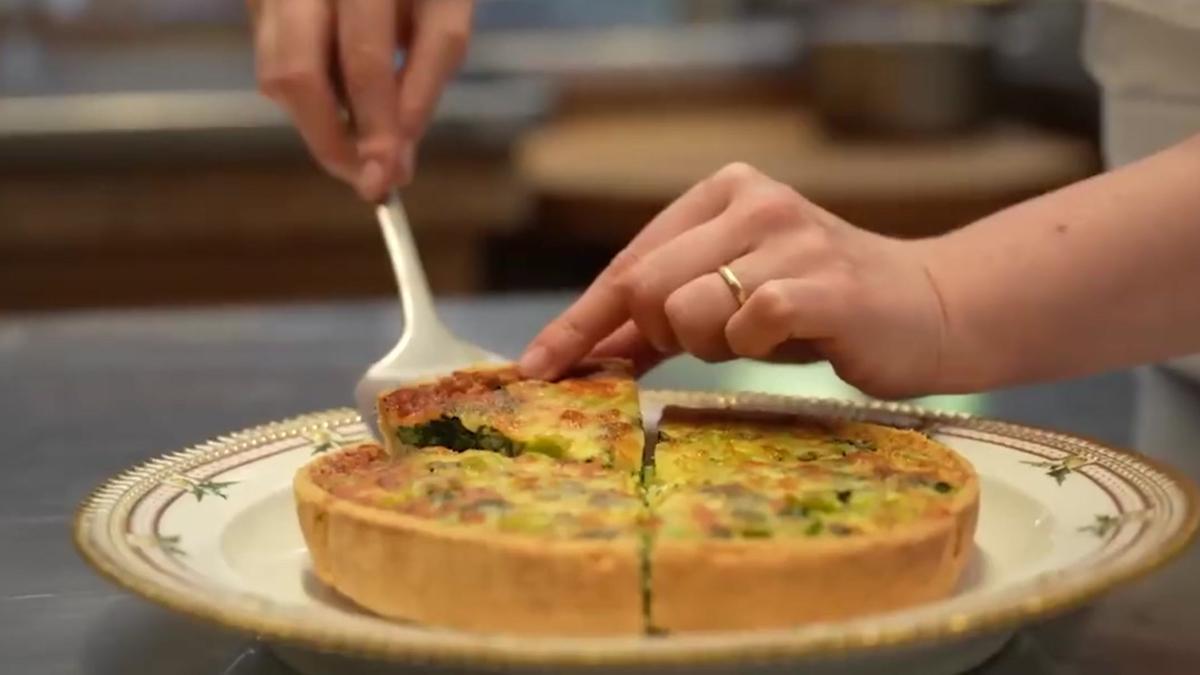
[249, 0, 473, 201]
[519, 163, 950, 399]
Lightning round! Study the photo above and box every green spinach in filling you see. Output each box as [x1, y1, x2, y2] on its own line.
[394, 415, 568, 459]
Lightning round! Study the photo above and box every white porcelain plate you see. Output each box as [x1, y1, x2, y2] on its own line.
[74, 392, 1198, 675]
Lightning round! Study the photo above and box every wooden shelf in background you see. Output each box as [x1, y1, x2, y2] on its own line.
[0, 155, 529, 311]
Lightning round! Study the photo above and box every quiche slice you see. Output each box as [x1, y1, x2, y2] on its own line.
[646, 407, 979, 632]
[376, 359, 643, 472]
[295, 443, 647, 635]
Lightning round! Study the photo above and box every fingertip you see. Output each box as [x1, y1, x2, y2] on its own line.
[356, 159, 387, 201]
[518, 345, 554, 380]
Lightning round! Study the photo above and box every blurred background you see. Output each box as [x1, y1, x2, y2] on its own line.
[1, 0, 1101, 313]
[8, 9, 1197, 671]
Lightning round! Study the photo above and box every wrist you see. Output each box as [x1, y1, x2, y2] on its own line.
[908, 234, 1000, 394]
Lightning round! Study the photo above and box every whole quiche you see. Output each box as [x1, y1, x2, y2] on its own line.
[294, 360, 978, 635]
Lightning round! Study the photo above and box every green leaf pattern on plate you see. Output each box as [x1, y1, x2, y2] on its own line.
[165, 473, 238, 501]
[1079, 510, 1153, 538]
[129, 533, 185, 558]
[1022, 454, 1092, 485]
[148, 426, 367, 556]
[156, 534, 185, 557]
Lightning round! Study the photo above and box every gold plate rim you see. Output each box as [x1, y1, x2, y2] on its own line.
[72, 391, 1200, 668]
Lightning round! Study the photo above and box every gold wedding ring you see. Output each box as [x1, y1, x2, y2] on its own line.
[717, 265, 748, 307]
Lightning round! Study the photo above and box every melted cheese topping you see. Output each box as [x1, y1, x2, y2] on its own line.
[650, 413, 969, 540]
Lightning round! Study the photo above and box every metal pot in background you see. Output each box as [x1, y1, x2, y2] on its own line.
[806, 0, 1009, 138]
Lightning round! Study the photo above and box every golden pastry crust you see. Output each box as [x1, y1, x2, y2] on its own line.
[294, 444, 643, 636]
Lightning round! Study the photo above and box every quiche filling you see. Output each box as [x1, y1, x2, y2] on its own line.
[317, 446, 645, 539]
[393, 415, 575, 459]
[649, 410, 968, 540]
[394, 415, 523, 455]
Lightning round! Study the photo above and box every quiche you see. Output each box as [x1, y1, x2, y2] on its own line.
[295, 363, 979, 636]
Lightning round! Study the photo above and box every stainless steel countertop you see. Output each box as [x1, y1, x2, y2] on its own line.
[3, 293, 1199, 674]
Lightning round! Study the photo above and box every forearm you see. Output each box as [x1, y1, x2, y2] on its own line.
[921, 133, 1200, 392]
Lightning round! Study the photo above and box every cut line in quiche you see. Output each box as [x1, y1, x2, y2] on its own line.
[295, 361, 979, 636]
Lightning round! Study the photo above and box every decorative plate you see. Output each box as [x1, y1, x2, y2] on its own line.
[73, 392, 1199, 675]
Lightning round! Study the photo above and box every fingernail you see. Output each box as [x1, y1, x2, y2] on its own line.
[396, 146, 415, 185]
[519, 346, 551, 379]
[357, 159, 385, 200]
